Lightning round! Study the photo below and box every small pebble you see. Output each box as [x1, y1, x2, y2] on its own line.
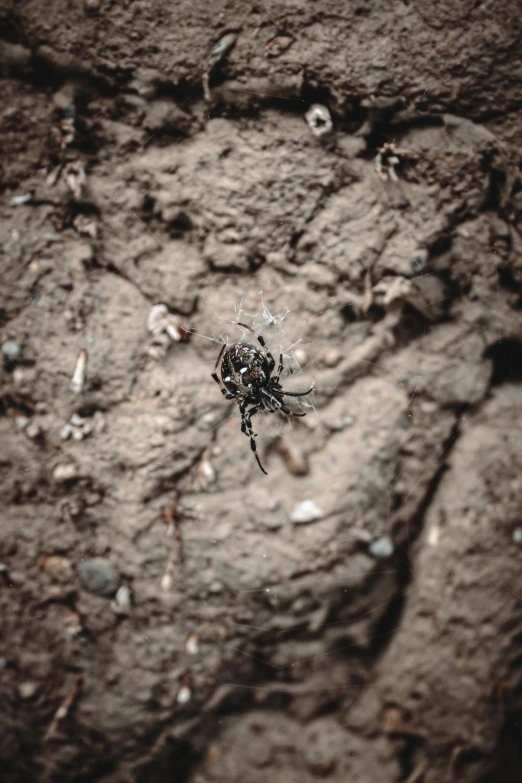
[2, 340, 21, 359]
[111, 585, 132, 614]
[15, 416, 30, 431]
[147, 304, 187, 343]
[40, 555, 73, 583]
[161, 573, 173, 591]
[294, 348, 308, 365]
[70, 349, 87, 394]
[18, 681, 39, 700]
[209, 581, 223, 594]
[327, 415, 354, 431]
[186, 633, 199, 655]
[53, 463, 78, 482]
[177, 685, 191, 704]
[513, 528, 522, 544]
[305, 104, 333, 137]
[411, 248, 429, 274]
[25, 422, 42, 439]
[9, 194, 31, 206]
[279, 438, 308, 476]
[323, 348, 341, 367]
[77, 558, 118, 597]
[291, 500, 324, 524]
[200, 453, 216, 483]
[369, 535, 394, 558]
[60, 424, 73, 440]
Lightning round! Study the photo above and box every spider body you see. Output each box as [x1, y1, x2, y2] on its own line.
[220, 343, 269, 397]
[212, 323, 313, 474]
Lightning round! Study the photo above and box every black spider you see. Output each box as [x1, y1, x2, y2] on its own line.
[211, 322, 314, 475]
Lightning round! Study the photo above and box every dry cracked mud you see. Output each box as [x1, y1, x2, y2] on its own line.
[1, 1, 522, 782]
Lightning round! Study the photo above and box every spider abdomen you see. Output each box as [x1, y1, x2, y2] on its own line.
[221, 343, 269, 393]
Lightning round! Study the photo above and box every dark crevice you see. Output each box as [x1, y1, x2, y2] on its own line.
[497, 266, 521, 296]
[478, 712, 522, 783]
[373, 413, 464, 653]
[486, 338, 522, 386]
[134, 738, 200, 783]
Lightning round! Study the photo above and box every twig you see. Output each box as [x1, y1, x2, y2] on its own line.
[44, 673, 83, 741]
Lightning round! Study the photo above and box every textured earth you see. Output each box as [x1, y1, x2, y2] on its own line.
[1, 1, 522, 782]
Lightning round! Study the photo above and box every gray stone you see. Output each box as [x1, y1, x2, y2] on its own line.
[2, 340, 21, 359]
[369, 536, 394, 558]
[77, 558, 118, 597]
[291, 500, 324, 524]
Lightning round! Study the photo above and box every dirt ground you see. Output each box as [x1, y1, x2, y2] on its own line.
[1, 1, 522, 781]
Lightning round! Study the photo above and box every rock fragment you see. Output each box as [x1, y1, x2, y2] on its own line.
[369, 535, 394, 558]
[77, 558, 118, 597]
[279, 438, 308, 476]
[53, 463, 78, 482]
[177, 685, 191, 704]
[305, 104, 333, 137]
[18, 682, 39, 700]
[111, 585, 132, 614]
[39, 555, 74, 583]
[2, 340, 21, 359]
[186, 633, 199, 655]
[323, 348, 341, 367]
[203, 32, 237, 101]
[9, 194, 31, 206]
[291, 500, 324, 524]
[70, 349, 88, 394]
[147, 304, 188, 342]
[61, 413, 93, 441]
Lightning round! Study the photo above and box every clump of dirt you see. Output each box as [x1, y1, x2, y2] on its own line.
[1, 2, 522, 782]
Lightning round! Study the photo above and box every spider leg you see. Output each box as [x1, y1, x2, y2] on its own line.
[251, 439, 268, 475]
[273, 353, 284, 384]
[281, 385, 314, 397]
[237, 321, 276, 373]
[211, 343, 227, 389]
[280, 402, 307, 418]
[238, 399, 267, 475]
[241, 405, 259, 435]
[211, 343, 237, 399]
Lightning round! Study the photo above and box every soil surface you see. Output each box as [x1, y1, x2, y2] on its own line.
[1, 1, 522, 782]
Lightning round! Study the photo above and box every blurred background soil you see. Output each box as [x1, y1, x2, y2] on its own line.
[1, 1, 522, 781]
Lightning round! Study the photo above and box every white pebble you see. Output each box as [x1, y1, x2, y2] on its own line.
[2, 340, 21, 359]
[60, 424, 73, 440]
[161, 573, 172, 591]
[513, 528, 522, 544]
[177, 686, 191, 704]
[294, 348, 308, 365]
[9, 194, 31, 206]
[305, 104, 333, 137]
[70, 349, 87, 394]
[18, 681, 38, 699]
[323, 348, 341, 367]
[111, 585, 132, 614]
[53, 464, 78, 482]
[369, 536, 394, 558]
[209, 581, 223, 594]
[186, 634, 199, 655]
[291, 500, 324, 524]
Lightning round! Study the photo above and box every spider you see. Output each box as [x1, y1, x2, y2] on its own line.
[211, 322, 314, 475]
